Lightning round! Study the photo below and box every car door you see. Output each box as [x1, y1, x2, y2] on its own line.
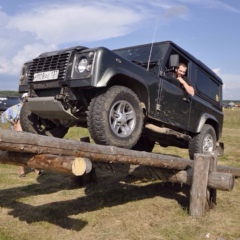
[158, 75, 192, 130]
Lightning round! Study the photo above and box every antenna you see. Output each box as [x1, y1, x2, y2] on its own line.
[147, 17, 159, 71]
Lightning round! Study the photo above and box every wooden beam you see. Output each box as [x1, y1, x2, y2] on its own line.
[0, 150, 91, 176]
[0, 129, 194, 170]
[150, 168, 234, 191]
[0, 129, 239, 177]
[0, 150, 234, 191]
[189, 154, 210, 218]
[208, 152, 218, 209]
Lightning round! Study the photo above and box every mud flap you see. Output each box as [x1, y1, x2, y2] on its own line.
[216, 142, 224, 156]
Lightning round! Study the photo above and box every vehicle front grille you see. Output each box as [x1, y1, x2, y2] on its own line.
[28, 52, 71, 82]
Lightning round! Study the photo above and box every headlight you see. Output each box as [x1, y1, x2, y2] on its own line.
[77, 58, 88, 73]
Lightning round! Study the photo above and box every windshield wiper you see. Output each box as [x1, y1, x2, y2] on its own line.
[132, 60, 159, 67]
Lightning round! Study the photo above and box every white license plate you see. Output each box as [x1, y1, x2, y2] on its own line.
[33, 70, 59, 81]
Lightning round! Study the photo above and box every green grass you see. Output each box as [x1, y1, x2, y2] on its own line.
[0, 109, 240, 239]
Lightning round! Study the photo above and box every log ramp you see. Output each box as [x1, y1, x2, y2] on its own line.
[0, 128, 238, 218]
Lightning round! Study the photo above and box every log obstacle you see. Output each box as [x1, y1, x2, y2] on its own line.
[0, 150, 234, 191]
[0, 128, 239, 176]
[0, 128, 239, 217]
[0, 151, 92, 176]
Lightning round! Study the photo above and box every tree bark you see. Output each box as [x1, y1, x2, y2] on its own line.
[208, 152, 218, 209]
[0, 150, 91, 176]
[0, 129, 194, 170]
[189, 154, 210, 218]
[0, 129, 239, 177]
[0, 150, 234, 191]
[151, 168, 234, 191]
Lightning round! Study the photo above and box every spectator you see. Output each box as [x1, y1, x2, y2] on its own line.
[1, 93, 43, 177]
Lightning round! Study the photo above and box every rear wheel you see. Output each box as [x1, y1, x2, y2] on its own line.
[188, 124, 216, 160]
[20, 102, 68, 138]
[87, 86, 144, 148]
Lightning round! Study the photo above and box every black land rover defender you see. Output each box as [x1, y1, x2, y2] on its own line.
[18, 41, 224, 159]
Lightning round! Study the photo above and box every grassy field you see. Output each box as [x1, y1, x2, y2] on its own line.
[0, 109, 240, 240]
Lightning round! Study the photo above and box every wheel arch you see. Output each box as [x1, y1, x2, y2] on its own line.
[106, 74, 149, 113]
[196, 113, 220, 140]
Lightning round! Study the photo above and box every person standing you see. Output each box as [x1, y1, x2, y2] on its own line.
[1, 93, 42, 177]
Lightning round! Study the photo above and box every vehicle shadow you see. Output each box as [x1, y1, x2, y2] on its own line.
[0, 165, 190, 231]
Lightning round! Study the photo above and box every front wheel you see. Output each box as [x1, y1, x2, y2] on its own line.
[188, 124, 216, 160]
[87, 86, 144, 148]
[20, 102, 69, 138]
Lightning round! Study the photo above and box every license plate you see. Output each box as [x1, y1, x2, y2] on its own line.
[33, 70, 59, 81]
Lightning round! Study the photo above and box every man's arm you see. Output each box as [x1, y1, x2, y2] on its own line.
[177, 77, 195, 96]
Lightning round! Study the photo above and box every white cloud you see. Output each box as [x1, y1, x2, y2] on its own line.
[0, 43, 56, 75]
[0, 0, 192, 80]
[212, 68, 240, 90]
[0, 0, 239, 97]
[212, 68, 221, 76]
[177, 0, 240, 13]
[163, 5, 189, 20]
[215, 70, 240, 99]
[1, 2, 148, 78]
[211, 68, 240, 99]
[6, 1, 192, 45]
[220, 73, 240, 89]
[7, 3, 145, 45]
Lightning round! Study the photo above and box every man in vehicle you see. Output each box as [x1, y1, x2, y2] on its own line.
[175, 63, 195, 96]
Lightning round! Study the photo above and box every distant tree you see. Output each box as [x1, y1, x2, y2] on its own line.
[0, 91, 20, 97]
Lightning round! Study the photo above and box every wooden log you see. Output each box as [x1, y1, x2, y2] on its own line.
[0, 150, 234, 191]
[208, 152, 218, 209]
[0, 129, 194, 170]
[151, 168, 234, 191]
[189, 154, 210, 218]
[0, 129, 239, 177]
[0, 150, 91, 176]
[217, 165, 240, 177]
[72, 157, 92, 176]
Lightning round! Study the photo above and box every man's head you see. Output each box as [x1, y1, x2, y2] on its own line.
[175, 63, 187, 77]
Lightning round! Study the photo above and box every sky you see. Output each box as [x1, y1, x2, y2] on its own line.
[0, 0, 240, 100]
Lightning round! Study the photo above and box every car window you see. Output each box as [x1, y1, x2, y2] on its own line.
[196, 69, 220, 102]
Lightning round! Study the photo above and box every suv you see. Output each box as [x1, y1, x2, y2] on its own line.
[18, 41, 224, 159]
[0, 96, 21, 111]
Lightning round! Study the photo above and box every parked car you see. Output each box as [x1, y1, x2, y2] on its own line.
[18, 41, 224, 159]
[0, 96, 21, 111]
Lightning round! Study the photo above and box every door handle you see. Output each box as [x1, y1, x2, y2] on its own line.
[183, 97, 190, 103]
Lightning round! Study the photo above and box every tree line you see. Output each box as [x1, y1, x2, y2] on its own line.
[0, 91, 20, 97]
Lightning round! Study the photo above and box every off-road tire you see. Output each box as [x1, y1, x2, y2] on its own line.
[188, 124, 216, 160]
[20, 102, 68, 138]
[132, 136, 155, 152]
[87, 86, 144, 148]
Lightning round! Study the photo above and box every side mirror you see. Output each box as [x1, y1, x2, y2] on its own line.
[169, 54, 179, 68]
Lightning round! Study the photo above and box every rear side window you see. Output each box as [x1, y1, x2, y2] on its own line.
[196, 69, 220, 102]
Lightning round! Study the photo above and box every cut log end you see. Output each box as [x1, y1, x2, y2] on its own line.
[72, 157, 92, 176]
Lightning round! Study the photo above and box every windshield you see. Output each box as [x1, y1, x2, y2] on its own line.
[113, 43, 168, 67]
